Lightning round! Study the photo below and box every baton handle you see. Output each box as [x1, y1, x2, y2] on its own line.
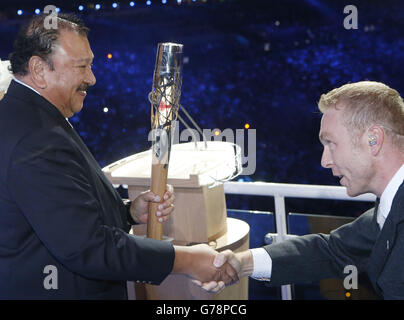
[147, 162, 168, 240]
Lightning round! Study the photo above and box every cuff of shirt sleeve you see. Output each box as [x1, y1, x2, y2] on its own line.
[123, 199, 138, 225]
[250, 248, 272, 281]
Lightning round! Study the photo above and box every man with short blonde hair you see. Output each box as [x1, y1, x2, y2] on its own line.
[318, 81, 404, 150]
[204, 81, 404, 299]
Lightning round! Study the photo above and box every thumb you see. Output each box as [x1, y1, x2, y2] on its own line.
[213, 252, 227, 268]
[214, 249, 237, 268]
[140, 191, 160, 203]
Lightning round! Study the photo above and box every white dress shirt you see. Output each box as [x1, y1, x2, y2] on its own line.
[13, 77, 41, 95]
[251, 164, 404, 280]
[377, 164, 404, 230]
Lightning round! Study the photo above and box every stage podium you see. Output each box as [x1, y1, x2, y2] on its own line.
[103, 141, 249, 300]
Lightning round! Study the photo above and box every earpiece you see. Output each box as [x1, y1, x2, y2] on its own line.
[368, 135, 377, 146]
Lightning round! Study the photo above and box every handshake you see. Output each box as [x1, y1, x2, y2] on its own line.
[136, 187, 254, 293]
[172, 244, 253, 293]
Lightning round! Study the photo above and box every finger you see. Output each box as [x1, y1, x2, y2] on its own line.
[155, 205, 174, 222]
[164, 184, 174, 199]
[217, 262, 239, 285]
[163, 184, 174, 201]
[157, 201, 174, 212]
[200, 281, 222, 293]
[215, 249, 239, 270]
[156, 192, 174, 217]
[158, 203, 174, 216]
[225, 262, 239, 283]
[203, 283, 225, 293]
[213, 252, 227, 268]
[191, 279, 202, 287]
[191, 280, 225, 294]
[209, 281, 225, 293]
[216, 281, 226, 292]
[156, 214, 170, 223]
[219, 269, 234, 285]
[141, 190, 161, 203]
[162, 193, 175, 206]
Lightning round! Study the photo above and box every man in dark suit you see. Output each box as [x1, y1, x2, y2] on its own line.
[0, 13, 236, 299]
[202, 81, 404, 299]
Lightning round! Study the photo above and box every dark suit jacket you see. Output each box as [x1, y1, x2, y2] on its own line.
[265, 182, 404, 299]
[0, 81, 174, 299]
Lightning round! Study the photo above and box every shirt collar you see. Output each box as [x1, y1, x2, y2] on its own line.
[13, 77, 41, 96]
[379, 164, 404, 220]
[13, 78, 74, 128]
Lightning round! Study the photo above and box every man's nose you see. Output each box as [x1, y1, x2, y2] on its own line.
[87, 68, 96, 86]
[321, 147, 333, 169]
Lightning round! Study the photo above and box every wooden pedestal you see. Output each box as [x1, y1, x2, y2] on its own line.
[103, 142, 248, 300]
[129, 183, 227, 243]
[130, 218, 249, 300]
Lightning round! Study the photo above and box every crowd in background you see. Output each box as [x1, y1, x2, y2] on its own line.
[0, 0, 403, 216]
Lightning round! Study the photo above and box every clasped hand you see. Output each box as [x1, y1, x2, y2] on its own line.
[173, 244, 240, 293]
[129, 186, 242, 293]
[129, 184, 175, 224]
[191, 249, 252, 293]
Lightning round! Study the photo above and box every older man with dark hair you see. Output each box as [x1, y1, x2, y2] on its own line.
[0, 13, 236, 299]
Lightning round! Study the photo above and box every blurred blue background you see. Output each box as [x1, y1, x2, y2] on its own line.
[0, 0, 403, 299]
[1, 0, 402, 227]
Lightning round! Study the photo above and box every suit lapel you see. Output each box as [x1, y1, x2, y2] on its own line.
[65, 123, 122, 203]
[367, 182, 404, 294]
[7, 81, 121, 204]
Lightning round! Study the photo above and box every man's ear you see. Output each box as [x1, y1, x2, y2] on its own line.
[28, 56, 48, 89]
[367, 125, 384, 156]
